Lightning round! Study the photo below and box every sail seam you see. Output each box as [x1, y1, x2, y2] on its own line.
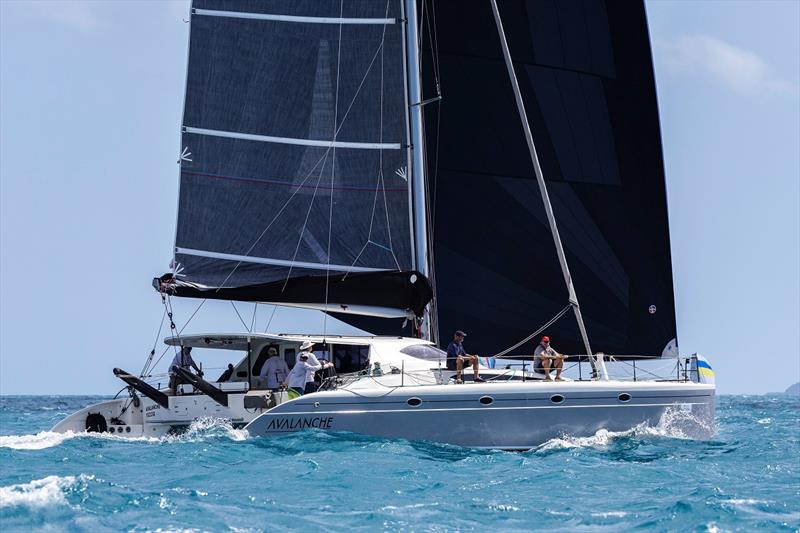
[176, 247, 387, 273]
[193, 8, 397, 25]
[183, 126, 402, 150]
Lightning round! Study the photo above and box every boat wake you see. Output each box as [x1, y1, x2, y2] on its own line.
[535, 406, 716, 451]
[0, 474, 93, 509]
[0, 418, 248, 450]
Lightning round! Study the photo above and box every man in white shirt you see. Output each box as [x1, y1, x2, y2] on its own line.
[169, 346, 202, 393]
[259, 347, 289, 390]
[284, 350, 331, 396]
[296, 341, 321, 394]
[533, 336, 567, 381]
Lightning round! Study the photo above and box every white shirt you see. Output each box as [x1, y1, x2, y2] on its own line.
[169, 351, 196, 375]
[534, 344, 558, 359]
[286, 358, 321, 389]
[296, 351, 320, 383]
[259, 356, 289, 389]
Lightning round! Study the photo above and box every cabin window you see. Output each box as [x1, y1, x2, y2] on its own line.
[283, 349, 296, 369]
[399, 345, 447, 363]
[332, 344, 370, 374]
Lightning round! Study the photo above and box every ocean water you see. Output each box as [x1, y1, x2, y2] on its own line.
[0, 395, 797, 532]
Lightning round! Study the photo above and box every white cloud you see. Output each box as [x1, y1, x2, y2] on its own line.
[657, 34, 798, 95]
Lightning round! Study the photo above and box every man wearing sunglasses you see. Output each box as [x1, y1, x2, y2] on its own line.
[533, 336, 567, 381]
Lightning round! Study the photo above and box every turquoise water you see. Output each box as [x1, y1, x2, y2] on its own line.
[0, 395, 798, 532]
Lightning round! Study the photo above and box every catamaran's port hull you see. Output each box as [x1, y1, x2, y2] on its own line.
[245, 381, 716, 449]
[50, 392, 267, 437]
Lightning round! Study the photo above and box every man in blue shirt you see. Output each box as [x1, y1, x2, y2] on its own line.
[446, 330, 485, 384]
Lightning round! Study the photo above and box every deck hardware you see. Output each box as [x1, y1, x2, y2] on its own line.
[407, 397, 422, 407]
[479, 396, 494, 405]
[618, 393, 632, 402]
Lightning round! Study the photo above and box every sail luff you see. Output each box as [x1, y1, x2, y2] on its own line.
[403, 0, 432, 338]
[489, 0, 601, 377]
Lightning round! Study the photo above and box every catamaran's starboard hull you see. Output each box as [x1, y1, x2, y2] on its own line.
[245, 381, 715, 449]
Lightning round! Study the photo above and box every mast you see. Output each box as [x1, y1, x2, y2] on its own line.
[488, 0, 604, 379]
[403, 0, 433, 341]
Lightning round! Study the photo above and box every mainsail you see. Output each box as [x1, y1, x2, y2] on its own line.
[426, 0, 678, 357]
[157, 0, 432, 318]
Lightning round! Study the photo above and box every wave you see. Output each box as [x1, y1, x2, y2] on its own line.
[0, 474, 92, 508]
[534, 406, 714, 451]
[0, 418, 248, 450]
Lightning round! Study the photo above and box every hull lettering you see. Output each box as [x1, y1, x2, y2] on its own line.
[266, 416, 334, 431]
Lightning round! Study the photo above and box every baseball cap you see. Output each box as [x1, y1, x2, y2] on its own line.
[541, 336, 550, 342]
[455, 330, 467, 337]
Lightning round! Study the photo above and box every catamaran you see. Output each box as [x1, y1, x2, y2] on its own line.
[53, 0, 716, 448]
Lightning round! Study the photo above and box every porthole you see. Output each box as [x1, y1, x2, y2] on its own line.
[407, 397, 422, 407]
[550, 394, 565, 404]
[109, 427, 115, 433]
[125, 426, 131, 433]
[479, 396, 494, 405]
[618, 393, 632, 403]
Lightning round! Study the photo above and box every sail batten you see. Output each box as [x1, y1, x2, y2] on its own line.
[193, 8, 398, 25]
[175, 247, 389, 273]
[183, 126, 402, 150]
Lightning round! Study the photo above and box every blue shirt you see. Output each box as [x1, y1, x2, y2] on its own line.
[447, 341, 466, 358]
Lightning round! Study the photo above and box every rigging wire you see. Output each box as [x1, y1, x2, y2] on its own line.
[323, 0, 346, 339]
[230, 301, 251, 332]
[140, 307, 167, 378]
[490, 303, 572, 359]
[144, 297, 206, 377]
[263, 304, 279, 333]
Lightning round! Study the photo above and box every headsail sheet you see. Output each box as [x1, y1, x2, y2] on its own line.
[163, 0, 427, 315]
[425, 0, 678, 357]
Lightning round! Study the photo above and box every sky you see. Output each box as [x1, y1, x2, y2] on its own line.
[0, 0, 798, 395]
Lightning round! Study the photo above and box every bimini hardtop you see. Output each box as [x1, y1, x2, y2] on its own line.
[51, 333, 453, 437]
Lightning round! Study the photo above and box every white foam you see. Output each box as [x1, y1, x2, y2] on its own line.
[591, 511, 628, 518]
[535, 406, 713, 451]
[0, 431, 75, 450]
[174, 417, 249, 442]
[720, 498, 770, 506]
[0, 474, 91, 508]
[0, 430, 162, 450]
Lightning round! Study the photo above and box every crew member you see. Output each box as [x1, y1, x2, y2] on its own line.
[297, 341, 321, 393]
[259, 347, 289, 390]
[169, 346, 202, 394]
[446, 331, 485, 383]
[534, 336, 567, 381]
[284, 351, 331, 396]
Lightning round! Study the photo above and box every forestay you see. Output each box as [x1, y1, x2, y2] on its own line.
[157, 0, 432, 317]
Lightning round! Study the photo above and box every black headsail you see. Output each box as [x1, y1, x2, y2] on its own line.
[425, 0, 678, 357]
[156, 0, 432, 318]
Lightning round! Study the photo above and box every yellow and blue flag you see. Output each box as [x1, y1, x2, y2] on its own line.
[695, 354, 715, 384]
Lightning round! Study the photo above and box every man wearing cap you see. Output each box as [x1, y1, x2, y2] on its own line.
[296, 341, 322, 394]
[169, 345, 203, 394]
[533, 336, 566, 381]
[259, 347, 289, 390]
[446, 331, 485, 384]
[284, 350, 330, 398]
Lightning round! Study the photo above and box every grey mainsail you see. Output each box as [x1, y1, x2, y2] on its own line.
[157, 0, 432, 318]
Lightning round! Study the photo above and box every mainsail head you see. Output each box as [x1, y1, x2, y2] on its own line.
[158, 0, 432, 318]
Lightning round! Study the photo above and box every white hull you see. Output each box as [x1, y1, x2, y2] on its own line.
[244, 380, 715, 449]
[51, 334, 716, 448]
